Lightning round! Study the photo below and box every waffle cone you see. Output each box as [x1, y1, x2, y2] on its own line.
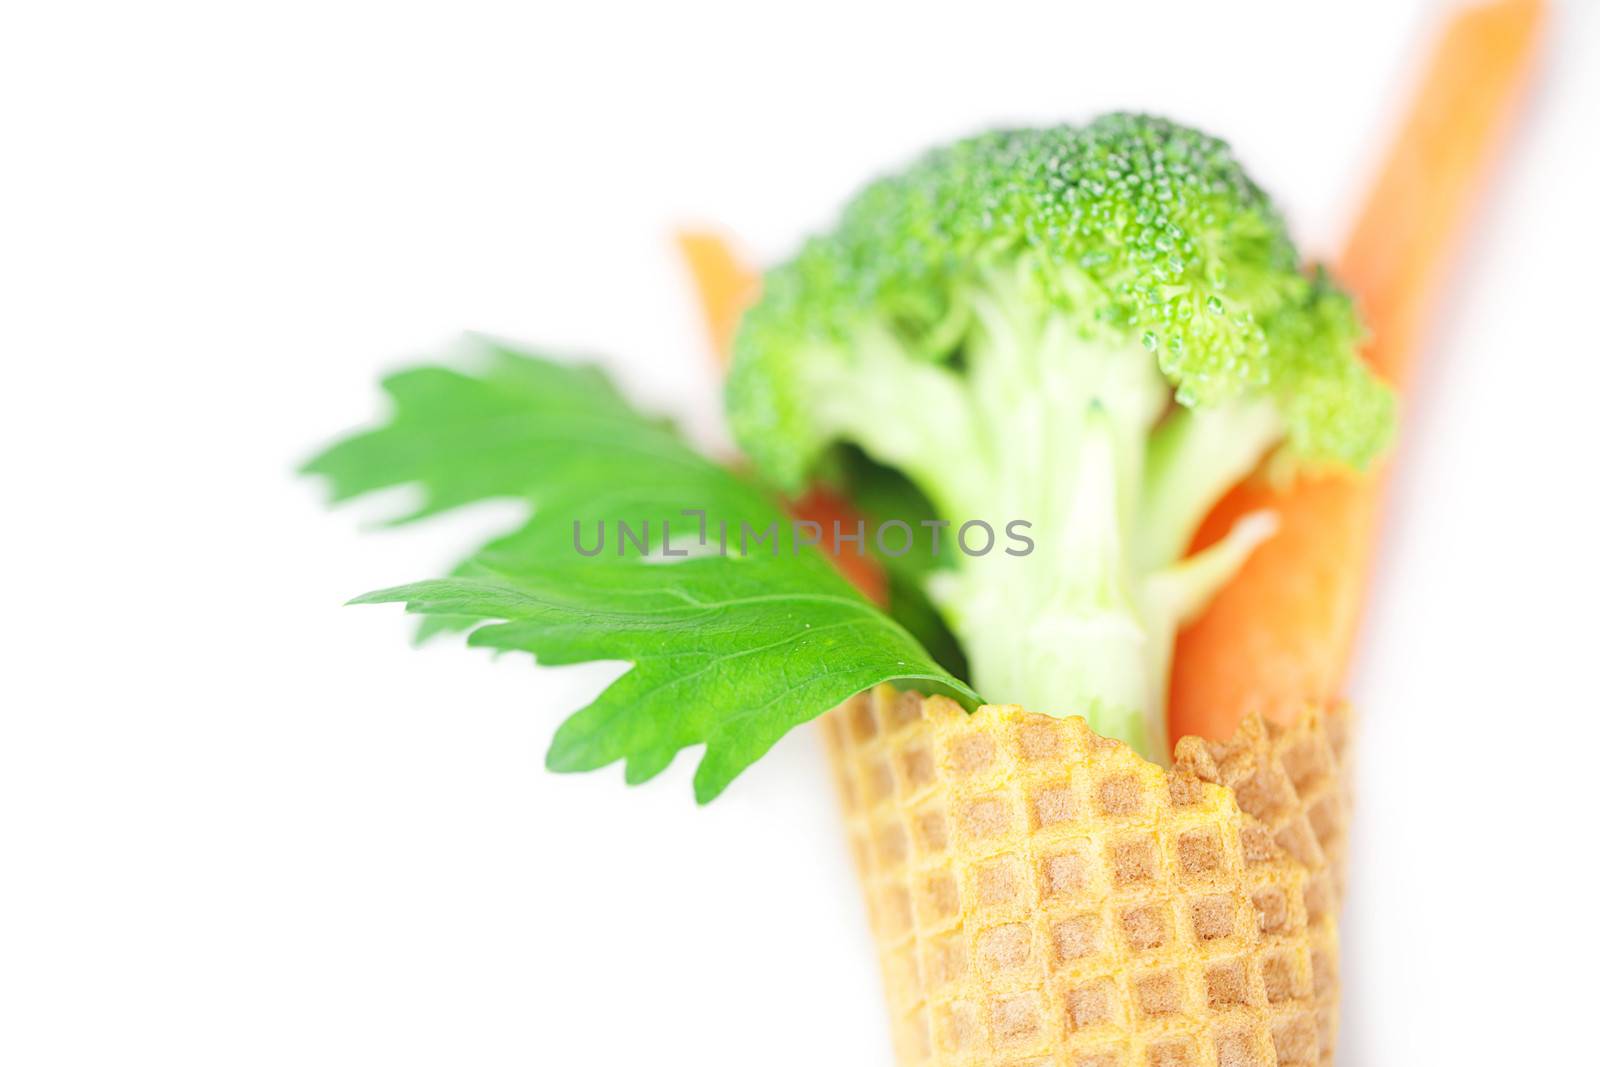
[821, 687, 1351, 1066]
[1173, 705, 1352, 1061]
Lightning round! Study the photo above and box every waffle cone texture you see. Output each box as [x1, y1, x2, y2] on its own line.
[821, 687, 1352, 1067]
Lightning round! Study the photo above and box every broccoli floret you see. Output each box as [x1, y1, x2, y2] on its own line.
[726, 114, 1393, 758]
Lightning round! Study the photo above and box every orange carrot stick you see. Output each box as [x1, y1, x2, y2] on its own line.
[676, 229, 760, 369]
[788, 487, 890, 605]
[677, 230, 889, 604]
[679, 0, 1546, 737]
[1168, 0, 1546, 745]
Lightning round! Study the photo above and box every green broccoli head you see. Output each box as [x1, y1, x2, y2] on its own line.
[726, 114, 1393, 758]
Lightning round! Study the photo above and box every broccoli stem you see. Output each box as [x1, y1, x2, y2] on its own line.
[844, 271, 1284, 759]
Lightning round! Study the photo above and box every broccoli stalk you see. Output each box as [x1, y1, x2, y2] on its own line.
[728, 116, 1393, 759]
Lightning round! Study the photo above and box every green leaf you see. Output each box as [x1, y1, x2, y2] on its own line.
[304, 339, 978, 802]
[825, 445, 968, 679]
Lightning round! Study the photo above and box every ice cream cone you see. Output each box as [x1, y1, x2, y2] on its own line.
[1173, 706, 1351, 1062]
[821, 686, 1342, 1066]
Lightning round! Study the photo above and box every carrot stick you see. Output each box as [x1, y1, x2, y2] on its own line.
[1168, 0, 1546, 745]
[678, 230, 889, 604]
[679, 0, 1546, 735]
[788, 487, 890, 605]
[676, 229, 760, 369]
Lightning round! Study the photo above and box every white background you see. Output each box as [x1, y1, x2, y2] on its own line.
[3, 1, 1597, 1063]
